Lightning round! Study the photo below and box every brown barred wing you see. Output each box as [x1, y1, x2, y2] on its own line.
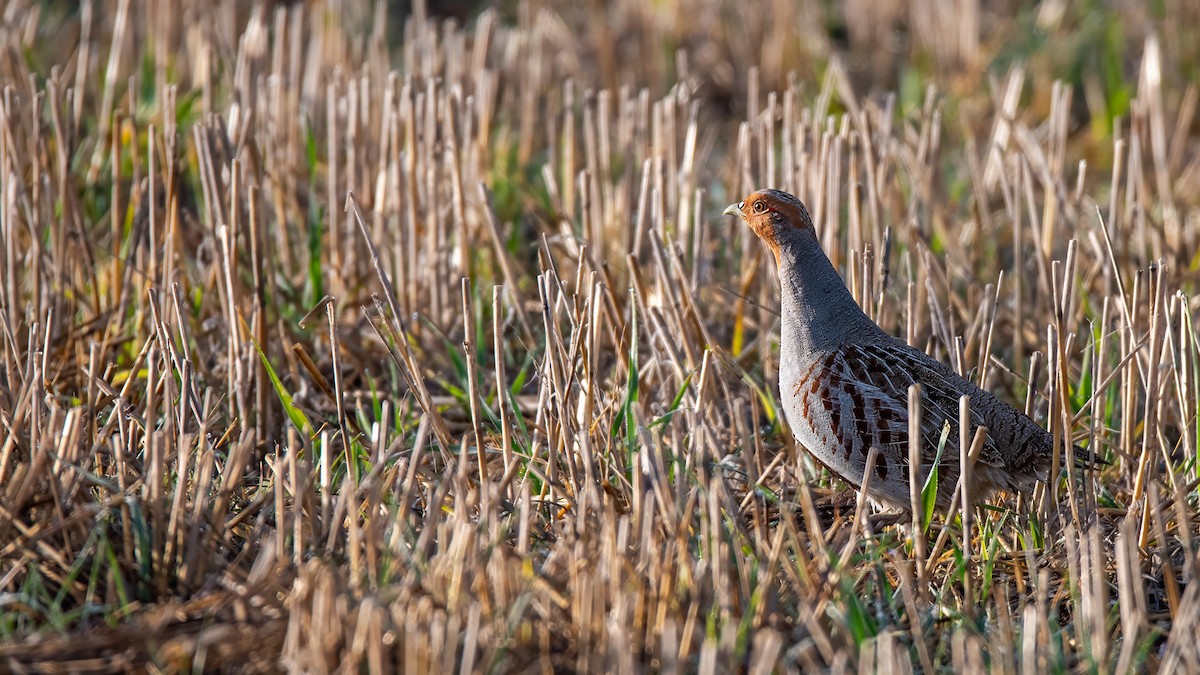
[843, 342, 1053, 487]
[788, 349, 961, 508]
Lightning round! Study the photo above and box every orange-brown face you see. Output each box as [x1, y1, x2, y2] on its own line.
[723, 189, 814, 260]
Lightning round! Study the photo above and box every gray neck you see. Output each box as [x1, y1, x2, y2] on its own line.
[776, 228, 880, 374]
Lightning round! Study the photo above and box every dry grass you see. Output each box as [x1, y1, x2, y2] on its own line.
[1, 0, 1199, 672]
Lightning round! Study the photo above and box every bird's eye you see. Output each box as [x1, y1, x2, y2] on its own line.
[753, 200, 766, 213]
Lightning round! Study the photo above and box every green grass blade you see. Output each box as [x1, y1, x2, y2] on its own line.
[253, 339, 313, 437]
[921, 421, 952, 533]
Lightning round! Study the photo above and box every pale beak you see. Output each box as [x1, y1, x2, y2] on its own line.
[723, 202, 744, 218]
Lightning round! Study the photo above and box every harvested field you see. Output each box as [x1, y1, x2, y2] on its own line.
[1, 0, 1200, 672]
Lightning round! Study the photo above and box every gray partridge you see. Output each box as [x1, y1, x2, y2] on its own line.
[725, 188, 1065, 511]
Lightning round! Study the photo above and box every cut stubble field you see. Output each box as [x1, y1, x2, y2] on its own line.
[1, 0, 1200, 672]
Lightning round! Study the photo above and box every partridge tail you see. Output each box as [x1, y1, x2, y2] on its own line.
[1072, 444, 1108, 469]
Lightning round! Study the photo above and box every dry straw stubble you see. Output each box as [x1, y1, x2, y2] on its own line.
[0, 0, 1199, 672]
